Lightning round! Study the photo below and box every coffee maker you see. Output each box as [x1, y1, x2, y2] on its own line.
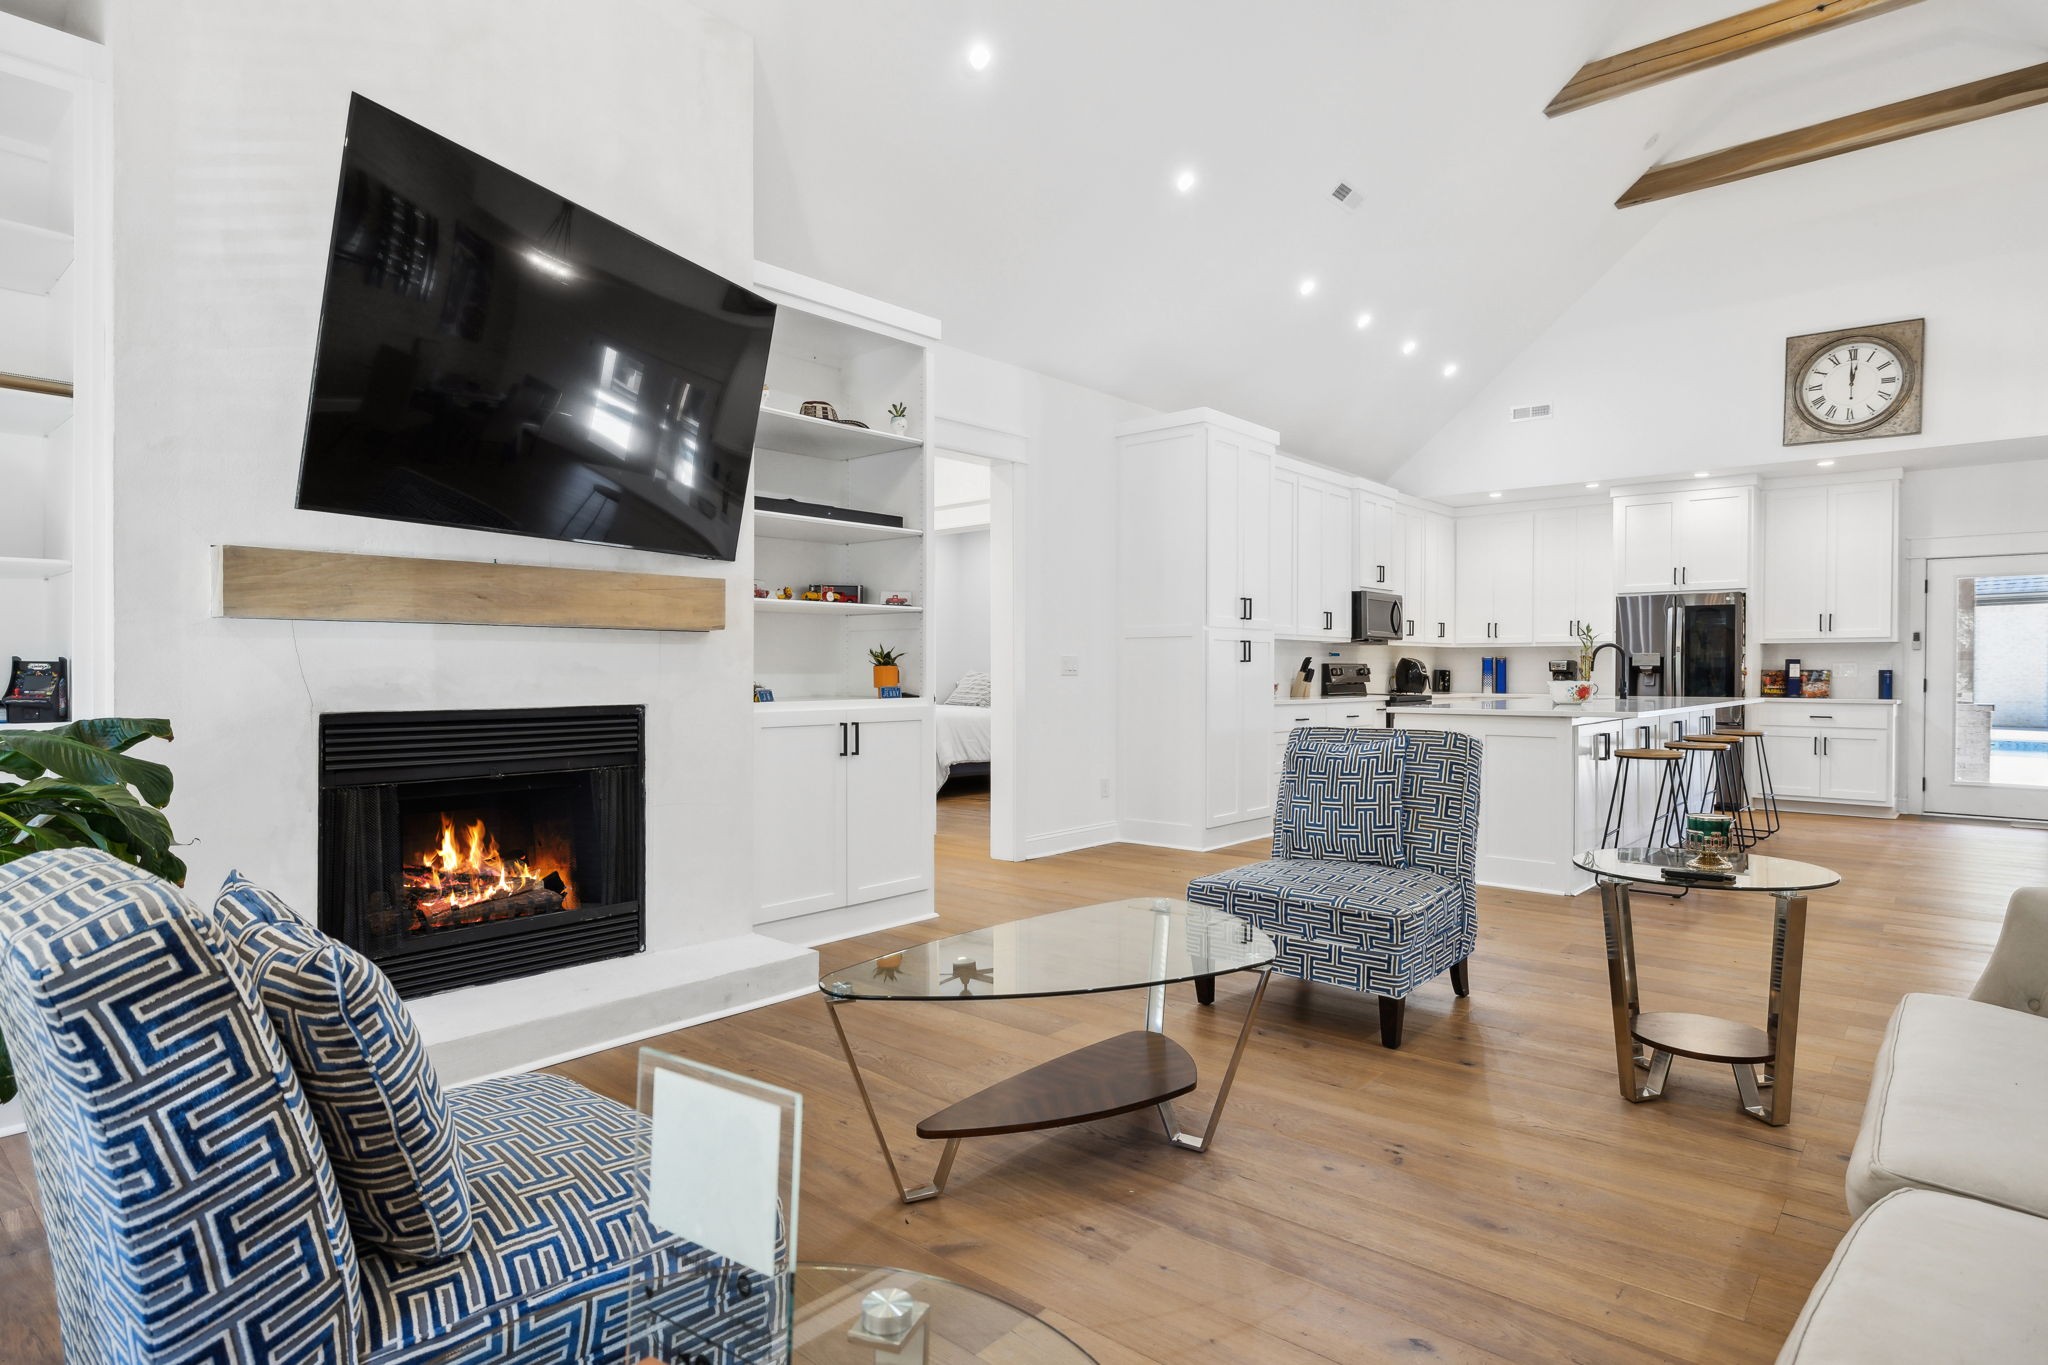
[1391, 658, 1430, 694]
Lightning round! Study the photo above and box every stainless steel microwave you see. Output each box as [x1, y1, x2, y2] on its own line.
[1351, 589, 1404, 643]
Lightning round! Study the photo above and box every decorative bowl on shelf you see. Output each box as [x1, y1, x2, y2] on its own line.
[798, 400, 838, 421]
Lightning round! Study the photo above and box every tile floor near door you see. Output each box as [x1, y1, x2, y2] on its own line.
[3, 797, 2045, 1363]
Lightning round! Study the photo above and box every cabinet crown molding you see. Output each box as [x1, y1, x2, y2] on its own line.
[1760, 467, 1904, 490]
[1610, 473, 1762, 499]
[1113, 408, 1279, 443]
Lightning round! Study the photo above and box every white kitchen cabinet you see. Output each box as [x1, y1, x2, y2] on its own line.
[1423, 512, 1456, 643]
[1358, 492, 1400, 593]
[1530, 504, 1614, 645]
[1272, 465, 1351, 639]
[1206, 632, 1275, 828]
[1761, 478, 1898, 641]
[754, 706, 932, 925]
[1614, 486, 1755, 593]
[1751, 701, 1898, 807]
[1206, 426, 1274, 630]
[1269, 466, 1300, 634]
[1399, 506, 1428, 641]
[1454, 512, 1534, 645]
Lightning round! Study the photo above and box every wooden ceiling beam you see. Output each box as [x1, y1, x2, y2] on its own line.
[1617, 60, 2048, 207]
[1546, 0, 1924, 118]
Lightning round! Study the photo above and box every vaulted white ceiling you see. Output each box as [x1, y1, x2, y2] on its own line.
[695, 0, 2048, 479]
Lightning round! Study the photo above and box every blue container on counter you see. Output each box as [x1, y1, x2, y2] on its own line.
[1480, 657, 1496, 693]
[1494, 657, 1508, 693]
[1880, 669, 1894, 699]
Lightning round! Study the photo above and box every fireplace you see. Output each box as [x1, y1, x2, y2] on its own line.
[319, 706, 645, 997]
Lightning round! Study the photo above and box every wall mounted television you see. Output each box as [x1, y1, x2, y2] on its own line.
[297, 95, 776, 562]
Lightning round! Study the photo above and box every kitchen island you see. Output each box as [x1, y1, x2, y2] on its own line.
[1383, 696, 1751, 895]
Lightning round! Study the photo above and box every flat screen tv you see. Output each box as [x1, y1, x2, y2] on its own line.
[297, 95, 776, 562]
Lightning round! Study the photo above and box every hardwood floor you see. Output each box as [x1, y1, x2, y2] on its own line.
[2, 799, 2043, 1363]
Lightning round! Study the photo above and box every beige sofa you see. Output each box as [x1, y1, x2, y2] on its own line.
[1780, 887, 2048, 1362]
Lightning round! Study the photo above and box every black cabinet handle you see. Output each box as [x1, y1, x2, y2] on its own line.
[1377, 564, 1387, 583]
[839, 722, 848, 757]
[1240, 639, 1252, 664]
[1437, 621, 1446, 639]
[1594, 732, 1613, 761]
[851, 721, 861, 756]
[1405, 618, 1415, 637]
[1672, 567, 1678, 585]
[1324, 610, 1333, 631]
[1828, 612, 1834, 632]
[1240, 596, 1251, 621]
[1813, 737, 1820, 756]
[1819, 612, 1825, 634]
[1682, 566, 1688, 584]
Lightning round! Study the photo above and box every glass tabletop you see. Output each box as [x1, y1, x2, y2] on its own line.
[819, 899, 1275, 1002]
[1576, 847, 1841, 892]
[638, 1262, 1096, 1364]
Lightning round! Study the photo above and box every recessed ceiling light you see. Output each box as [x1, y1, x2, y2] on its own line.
[1585, 482, 1600, 489]
[1174, 168, 1197, 194]
[1355, 312, 1373, 330]
[1442, 362, 1459, 378]
[1817, 458, 1836, 467]
[1694, 470, 1710, 478]
[1298, 277, 1317, 297]
[966, 41, 992, 71]
[1400, 339, 1418, 356]
[1488, 491, 1503, 499]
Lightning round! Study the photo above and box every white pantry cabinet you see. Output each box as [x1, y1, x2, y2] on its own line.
[1613, 486, 1754, 593]
[1206, 425, 1275, 630]
[1760, 478, 1898, 641]
[1206, 632, 1276, 827]
[753, 706, 933, 925]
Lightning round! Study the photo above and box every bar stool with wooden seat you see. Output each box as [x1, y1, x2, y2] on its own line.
[1602, 745, 1687, 850]
[1714, 725, 1781, 846]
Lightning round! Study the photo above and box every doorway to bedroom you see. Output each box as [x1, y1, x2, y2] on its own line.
[932, 453, 995, 842]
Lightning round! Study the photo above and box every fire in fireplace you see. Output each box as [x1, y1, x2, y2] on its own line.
[319, 706, 645, 997]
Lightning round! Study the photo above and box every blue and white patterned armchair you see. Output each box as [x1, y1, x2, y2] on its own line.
[0, 848, 770, 1365]
[1187, 728, 1482, 1048]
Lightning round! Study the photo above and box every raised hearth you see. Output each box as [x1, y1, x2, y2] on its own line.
[319, 705, 645, 997]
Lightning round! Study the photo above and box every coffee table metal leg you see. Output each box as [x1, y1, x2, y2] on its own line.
[1750, 891, 1807, 1127]
[825, 999, 957, 1204]
[1600, 877, 1669, 1103]
[1152, 967, 1272, 1153]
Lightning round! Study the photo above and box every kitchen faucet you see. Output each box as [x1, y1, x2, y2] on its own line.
[1589, 642, 1629, 700]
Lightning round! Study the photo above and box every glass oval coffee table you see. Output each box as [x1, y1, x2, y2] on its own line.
[1576, 847, 1840, 1127]
[821, 898, 1275, 1203]
[632, 1263, 1097, 1363]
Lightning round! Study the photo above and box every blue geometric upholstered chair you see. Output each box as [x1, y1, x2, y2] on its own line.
[1187, 727, 1482, 1049]
[0, 848, 771, 1365]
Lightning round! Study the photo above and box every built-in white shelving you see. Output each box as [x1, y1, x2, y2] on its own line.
[0, 377, 73, 435]
[755, 406, 921, 460]
[0, 556, 72, 580]
[0, 216, 73, 295]
[754, 509, 922, 545]
[754, 597, 922, 618]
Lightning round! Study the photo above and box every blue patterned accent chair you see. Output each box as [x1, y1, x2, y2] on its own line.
[1186, 728, 1482, 1048]
[0, 849, 773, 1365]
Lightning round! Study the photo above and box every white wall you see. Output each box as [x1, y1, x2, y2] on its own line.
[932, 528, 990, 703]
[102, 0, 762, 952]
[933, 346, 1154, 851]
[1393, 117, 2048, 499]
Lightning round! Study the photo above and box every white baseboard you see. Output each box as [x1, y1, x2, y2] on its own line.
[1779, 799, 1899, 820]
[1117, 817, 1270, 853]
[1020, 821, 1119, 859]
[754, 890, 936, 948]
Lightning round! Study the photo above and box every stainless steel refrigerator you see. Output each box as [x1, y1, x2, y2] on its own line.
[1613, 591, 1747, 700]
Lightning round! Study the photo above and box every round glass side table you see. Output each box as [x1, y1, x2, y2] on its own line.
[1575, 848, 1840, 1127]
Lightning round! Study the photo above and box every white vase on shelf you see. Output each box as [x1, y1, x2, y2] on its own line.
[889, 414, 909, 435]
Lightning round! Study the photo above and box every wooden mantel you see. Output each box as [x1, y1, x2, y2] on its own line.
[214, 545, 726, 632]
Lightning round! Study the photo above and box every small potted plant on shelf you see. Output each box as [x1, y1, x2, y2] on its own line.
[869, 646, 904, 697]
[886, 401, 909, 435]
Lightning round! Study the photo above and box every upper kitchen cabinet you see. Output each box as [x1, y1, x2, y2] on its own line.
[1454, 512, 1535, 645]
[1117, 409, 1277, 632]
[1531, 504, 1613, 645]
[1760, 477, 1899, 641]
[1420, 512, 1455, 643]
[1356, 490, 1401, 593]
[1271, 460, 1352, 639]
[1613, 485, 1755, 594]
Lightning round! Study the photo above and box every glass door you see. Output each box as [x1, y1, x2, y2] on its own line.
[1924, 554, 2048, 821]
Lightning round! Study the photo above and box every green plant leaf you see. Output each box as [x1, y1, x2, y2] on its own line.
[53, 717, 175, 756]
[2, 779, 176, 866]
[0, 732, 174, 808]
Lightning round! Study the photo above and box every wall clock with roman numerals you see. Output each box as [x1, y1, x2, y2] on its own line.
[1783, 317, 1923, 445]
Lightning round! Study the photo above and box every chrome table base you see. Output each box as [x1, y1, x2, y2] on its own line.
[1597, 876, 1808, 1127]
[826, 967, 1273, 1204]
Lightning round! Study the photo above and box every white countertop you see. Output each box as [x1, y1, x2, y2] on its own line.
[1751, 696, 1901, 705]
[752, 696, 933, 715]
[1388, 695, 1749, 723]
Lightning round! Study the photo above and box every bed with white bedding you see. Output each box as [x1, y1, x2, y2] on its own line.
[936, 703, 992, 788]
[935, 670, 994, 788]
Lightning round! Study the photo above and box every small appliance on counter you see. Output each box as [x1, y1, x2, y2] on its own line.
[1431, 668, 1453, 693]
[3, 656, 68, 723]
[1391, 658, 1430, 694]
[1548, 659, 1579, 682]
[1322, 663, 1373, 697]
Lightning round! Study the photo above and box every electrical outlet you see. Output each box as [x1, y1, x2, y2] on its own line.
[1099, 777, 1111, 799]
[1838, 662, 1859, 679]
[1059, 655, 1081, 677]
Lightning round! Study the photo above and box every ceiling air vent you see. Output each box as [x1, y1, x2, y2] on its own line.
[1510, 403, 1554, 422]
[1329, 181, 1360, 210]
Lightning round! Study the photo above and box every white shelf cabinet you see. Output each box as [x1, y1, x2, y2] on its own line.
[1760, 478, 1898, 641]
[754, 509, 921, 545]
[1614, 486, 1754, 593]
[0, 216, 72, 295]
[1750, 701, 1897, 807]
[753, 406, 922, 460]
[0, 380, 72, 436]
[755, 597, 922, 618]
[752, 706, 933, 925]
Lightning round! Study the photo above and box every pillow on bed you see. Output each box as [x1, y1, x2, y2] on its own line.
[946, 671, 993, 707]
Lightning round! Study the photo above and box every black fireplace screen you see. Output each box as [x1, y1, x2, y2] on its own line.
[319, 706, 645, 997]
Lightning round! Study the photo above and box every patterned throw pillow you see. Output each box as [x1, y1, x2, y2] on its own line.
[945, 670, 993, 707]
[1274, 728, 1406, 867]
[214, 871, 474, 1261]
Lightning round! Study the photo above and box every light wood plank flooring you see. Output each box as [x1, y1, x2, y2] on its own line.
[2, 799, 2043, 1363]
